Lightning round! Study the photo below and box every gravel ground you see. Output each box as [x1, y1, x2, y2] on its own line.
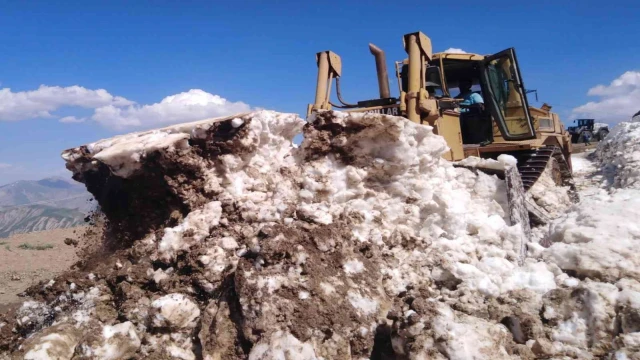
[0, 227, 84, 305]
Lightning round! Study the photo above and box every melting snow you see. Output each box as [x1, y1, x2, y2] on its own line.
[8, 109, 640, 358]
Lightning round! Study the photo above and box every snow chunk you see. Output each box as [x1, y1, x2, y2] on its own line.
[319, 282, 336, 296]
[16, 301, 52, 333]
[93, 322, 141, 360]
[503, 261, 557, 294]
[24, 331, 79, 360]
[219, 236, 238, 250]
[430, 303, 512, 359]
[498, 154, 518, 168]
[231, 117, 244, 128]
[456, 156, 505, 171]
[151, 293, 200, 329]
[248, 331, 317, 360]
[343, 259, 365, 275]
[347, 291, 379, 315]
[158, 201, 222, 261]
[545, 188, 640, 282]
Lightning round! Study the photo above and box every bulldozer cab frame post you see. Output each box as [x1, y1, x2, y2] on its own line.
[402, 32, 433, 123]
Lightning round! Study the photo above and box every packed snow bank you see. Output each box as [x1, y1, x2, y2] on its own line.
[546, 119, 640, 282]
[594, 119, 640, 189]
[539, 117, 640, 358]
[545, 188, 640, 281]
[546, 117, 640, 282]
[0, 109, 627, 358]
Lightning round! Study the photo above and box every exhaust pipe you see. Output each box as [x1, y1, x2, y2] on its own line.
[368, 43, 391, 99]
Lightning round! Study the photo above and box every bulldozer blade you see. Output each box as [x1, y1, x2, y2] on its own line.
[453, 162, 531, 265]
[504, 164, 531, 266]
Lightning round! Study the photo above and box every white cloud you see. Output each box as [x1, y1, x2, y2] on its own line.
[0, 163, 11, 169]
[572, 71, 640, 124]
[59, 116, 86, 123]
[91, 89, 252, 130]
[443, 48, 467, 54]
[0, 85, 133, 121]
[0, 84, 253, 131]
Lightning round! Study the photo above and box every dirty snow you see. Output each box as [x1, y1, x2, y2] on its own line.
[536, 116, 640, 357]
[91, 322, 141, 360]
[545, 119, 640, 284]
[595, 119, 640, 189]
[5, 109, 640, 358]
[151, 293, 200, 329]
[158, 201, 222, 261]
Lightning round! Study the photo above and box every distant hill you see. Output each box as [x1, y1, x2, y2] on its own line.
[0, 176, 94, 212]
[0, 176, 95, 238]
[0, 205, 86, 238]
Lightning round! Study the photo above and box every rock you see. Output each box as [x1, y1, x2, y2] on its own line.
[63, 237, 78, 246]
[531, 338, 555, 356]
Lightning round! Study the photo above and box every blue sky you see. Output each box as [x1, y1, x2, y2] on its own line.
[1, 0, 639, 185]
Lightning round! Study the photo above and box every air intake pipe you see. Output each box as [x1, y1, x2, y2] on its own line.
[368, 43, 391, 99]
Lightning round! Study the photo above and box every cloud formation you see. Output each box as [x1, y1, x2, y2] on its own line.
[92, 89, 252, 130]
[0, 84, 253, 131]
[59, 116, 86, 123]
[443, 48, 467, 54]
[572, 71, 640, 124]
[0, 163, 11, 169]
[0, 85, 133, 121]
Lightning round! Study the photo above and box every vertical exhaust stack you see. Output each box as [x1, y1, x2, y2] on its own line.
[368, 43, 391, 99]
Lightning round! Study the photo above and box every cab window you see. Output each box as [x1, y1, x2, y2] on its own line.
[481, 48, 536, 140]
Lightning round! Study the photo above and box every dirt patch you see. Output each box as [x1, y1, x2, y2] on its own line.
[0, 227, 93, 305]
[571, 143, 598, 154]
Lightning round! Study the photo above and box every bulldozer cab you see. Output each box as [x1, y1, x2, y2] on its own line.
[396, 48, 537, 144]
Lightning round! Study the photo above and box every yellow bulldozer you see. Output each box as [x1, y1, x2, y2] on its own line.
[306, 31, 577, 238]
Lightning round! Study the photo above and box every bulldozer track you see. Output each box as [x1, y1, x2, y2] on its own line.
[512, 145, 580, 203]
[453, 145, 580, 235]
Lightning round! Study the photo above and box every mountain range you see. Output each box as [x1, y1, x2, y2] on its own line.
[0, 177, 95, 238]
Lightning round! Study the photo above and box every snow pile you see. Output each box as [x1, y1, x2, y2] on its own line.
[539, 116, 640, 358]
[595, 119, 640, 189]
[0, 109, 631, 358]
[593, 122, 608, 133]
[545, 189, 640, 281]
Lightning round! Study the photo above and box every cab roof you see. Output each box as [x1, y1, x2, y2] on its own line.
[432, 52, 486, 61]
[398, 52, 486, 65]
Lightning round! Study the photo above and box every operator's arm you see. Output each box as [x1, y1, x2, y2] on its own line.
[470, 92, 484, 104]
[459, 93, 485, 111]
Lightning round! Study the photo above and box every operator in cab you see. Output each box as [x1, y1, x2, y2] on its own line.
[454, 78, 484, 113]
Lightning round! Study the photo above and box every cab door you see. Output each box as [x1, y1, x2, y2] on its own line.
[481, 48, 536, 140]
